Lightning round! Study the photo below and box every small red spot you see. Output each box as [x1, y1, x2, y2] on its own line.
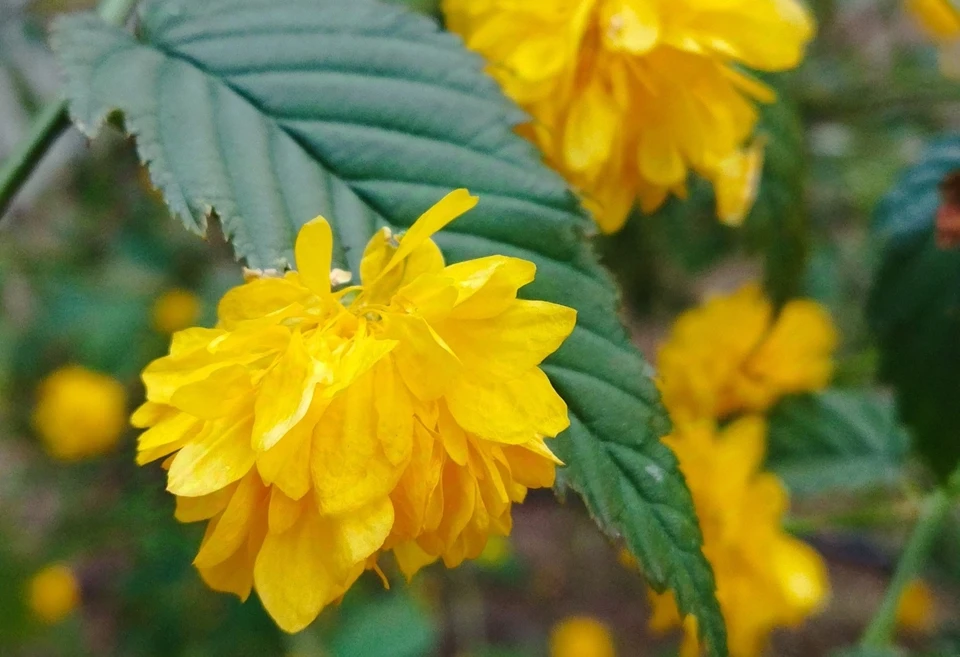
[936, 172, 960, 249]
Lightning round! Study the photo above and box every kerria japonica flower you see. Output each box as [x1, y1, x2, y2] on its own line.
[132, 189, 577, 632]
[649, 417, 828, 657]
[444, 0, 815, 232]
[657, 283, 837, 425]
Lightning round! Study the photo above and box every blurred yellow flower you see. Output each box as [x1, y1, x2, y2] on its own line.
[28, 564, 80, 625]
[649, 417, 829, 657]
[550, 616, 616, 657]
[133, 189, 576, 633]
[153, 288, 202, 334]
[657, 284, 837, 423]
[896, 579, 935, 633]
[33, 366, 127, 460]
[907, 0, 960, 77]
[443, 0, 815, 232]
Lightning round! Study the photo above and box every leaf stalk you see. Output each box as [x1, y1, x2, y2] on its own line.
[0, 0, 141, 218]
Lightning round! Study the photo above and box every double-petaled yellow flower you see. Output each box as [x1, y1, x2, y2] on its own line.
[648, 418, 828, 657]
[657, 283, 837, 424]
[133, 190, 577, 632]
[443, 0, 815, 232]
[647, 284, 834, 657]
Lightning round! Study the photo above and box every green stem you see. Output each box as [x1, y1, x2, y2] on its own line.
[0, 100, 70, 217]
[0, 0, 141, 218]
[859, 486, 956, 647]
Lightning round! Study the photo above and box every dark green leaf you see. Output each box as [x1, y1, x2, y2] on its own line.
[867, 135, 960, 480]
[766, 389, 910, 496]
[52, 1, 726, 653]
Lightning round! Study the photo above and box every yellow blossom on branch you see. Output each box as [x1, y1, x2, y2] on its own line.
[649, 417, 829, 657]
[550, 616, 616, 657]
[657, 284, 837, 423]
[28, 564, 80, 625]
[443, 0, 815, 232]
[33, 366, 127, 460]
[132, 189, 577, 633]
[153, 288, 202, 334]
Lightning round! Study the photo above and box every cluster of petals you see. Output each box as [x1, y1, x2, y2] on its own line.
[649, 284, 835, 656]
[649, 417, 828, 657]
[443, 0, 815, 232]
[657, 283, 837, 425]
[132, 190, 577, 632]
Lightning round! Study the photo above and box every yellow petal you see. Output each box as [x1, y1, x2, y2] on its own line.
[175, 485, 236, 523]
[136, 412, 203, 465]
[197, 541, 255, 601]
[334, 498, 395, 565]
[445, 368, 570, 443]
[169, 365, 251, 420]
[386, 314, 461, 401]
[374, 189, 478, 284]
[311, 371, 405, 515]
[372, 360, 415, 466]
[217, 277, 310, 330]
[131, 401, 172, 428]
[295, 217, 334, 297]
[501, 443, 559, 489]
[251, 331, 329, 452]
[392, 540, 438, 580]
[194, 473, 265, 569]
[444, 256, 536, 320]
[167, 414, 256, 497]
[268, 488, 304, 535]
[256, 408, 319, 501]
[438, 300, 577, 380]
[253, 507, 363, 633]
[602, 0, 661, 54]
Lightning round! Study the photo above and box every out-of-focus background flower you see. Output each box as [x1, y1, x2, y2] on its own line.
[2, 0, 960, 655]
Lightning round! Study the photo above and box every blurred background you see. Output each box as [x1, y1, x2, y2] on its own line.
[2, 0, 960, 655]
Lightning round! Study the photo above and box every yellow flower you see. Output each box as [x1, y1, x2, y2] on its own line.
[896, 579, 935, 633]
[550, 616, 616, 657]
[649, 417, 828, 657]
[33, 366, 127, 460]
[443, 0, 815, 232]
[657, 284, 837, 423]
[153, 289, 203, 334]
[28, 564, 80, 625]
[133, 189, 577, 633]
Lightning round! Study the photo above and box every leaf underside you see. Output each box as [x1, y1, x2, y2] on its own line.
[52, 1, 726, 652]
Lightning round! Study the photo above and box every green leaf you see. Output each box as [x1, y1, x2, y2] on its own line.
[766, 390, 910, 496]
[867, 135, 960, 480]
[52, 1, 726, 653]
